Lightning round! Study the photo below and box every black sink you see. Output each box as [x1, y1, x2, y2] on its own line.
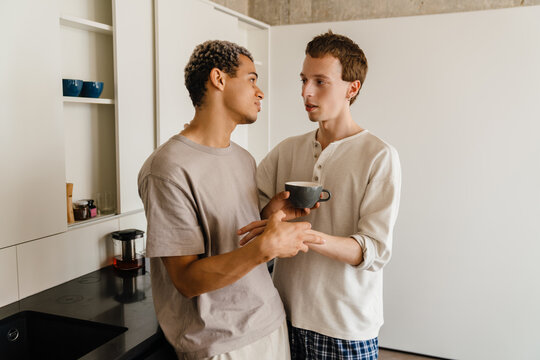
[0, 310, 127, 360]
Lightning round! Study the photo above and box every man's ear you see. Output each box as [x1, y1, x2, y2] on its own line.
[347, 80, 361, 99]
[209, 68, 226, 91]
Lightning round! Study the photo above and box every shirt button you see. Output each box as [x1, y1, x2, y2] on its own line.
[314, 176, 319, 181]
[317, 165, 322, 169]
[314, 143, 319, 147]
[314, 154, 318, 158]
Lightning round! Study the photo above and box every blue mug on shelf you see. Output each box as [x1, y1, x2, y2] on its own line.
[62, 79, 83, 97]
[80, 81, 104, 98]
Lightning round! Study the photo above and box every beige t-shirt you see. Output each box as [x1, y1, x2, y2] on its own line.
[138, 135, 285, 359]
[257, 130, 401, 341]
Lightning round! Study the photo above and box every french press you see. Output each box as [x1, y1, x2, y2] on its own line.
[112, 229, 145, 271]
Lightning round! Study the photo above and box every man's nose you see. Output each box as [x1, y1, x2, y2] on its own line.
[256, 86, 264, 100]
[302, 83, 312, 98]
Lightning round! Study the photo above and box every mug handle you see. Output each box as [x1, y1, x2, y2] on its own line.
[319, 189, 331, 202]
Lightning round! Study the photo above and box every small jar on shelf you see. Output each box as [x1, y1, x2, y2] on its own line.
[87, 199, 97, 218]
[73, 200, 89, 221]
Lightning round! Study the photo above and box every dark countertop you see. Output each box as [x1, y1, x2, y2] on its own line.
[0, 261, 171, 360]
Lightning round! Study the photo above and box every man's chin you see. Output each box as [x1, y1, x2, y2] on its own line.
[307, 114, 319, 122]
[243, 116, 257, 125]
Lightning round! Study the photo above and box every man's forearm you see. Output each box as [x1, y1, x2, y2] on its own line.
[163, 211, 321, 299]
[307, 230, 363, 266]
[162, 240, 267, 299]
[161, 197, 288, 298]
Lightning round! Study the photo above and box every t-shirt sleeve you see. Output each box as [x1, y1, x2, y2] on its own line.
[351, 146, 402, 272]
[141, 174, 205, 258]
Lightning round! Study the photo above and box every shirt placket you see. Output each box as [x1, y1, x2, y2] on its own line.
[312, 140, 336, 184]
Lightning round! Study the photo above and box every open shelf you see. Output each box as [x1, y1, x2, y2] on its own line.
[61, 8, 117, 228]
[60, 15, 113, 34]
[63, 97, 115, 104]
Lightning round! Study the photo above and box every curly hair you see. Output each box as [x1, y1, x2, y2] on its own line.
[184, 40, 253, 108]
[306, 30, 368, 105]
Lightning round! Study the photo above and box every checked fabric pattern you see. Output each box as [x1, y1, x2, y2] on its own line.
[287, 322, 378, 360]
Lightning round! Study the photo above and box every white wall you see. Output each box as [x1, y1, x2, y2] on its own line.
[270, 7, 540, 360]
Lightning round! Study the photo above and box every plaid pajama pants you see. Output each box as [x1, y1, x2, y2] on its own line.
[287, 322, 378, 360]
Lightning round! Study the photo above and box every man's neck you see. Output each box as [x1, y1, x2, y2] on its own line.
[180, 105, 236, 148]
[316, 111, 363, 150]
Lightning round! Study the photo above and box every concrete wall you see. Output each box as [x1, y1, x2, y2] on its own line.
[215, 0, 540, 25]
[212, 0, 249, 15]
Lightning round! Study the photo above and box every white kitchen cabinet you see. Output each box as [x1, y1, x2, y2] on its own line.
[155, 0, 270, 162]
[0, 0, 67, 248]
[0, 0, 154, 304]
[0, 247, 19, 307]
[113, 0, 155, 214]
[17, 218, 119, 298]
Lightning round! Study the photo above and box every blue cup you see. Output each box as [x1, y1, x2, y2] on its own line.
[62, 79, 83, 97]
[80, 81, 104, 98]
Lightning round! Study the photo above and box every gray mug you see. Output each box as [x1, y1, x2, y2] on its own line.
[285, 181, 331, 208]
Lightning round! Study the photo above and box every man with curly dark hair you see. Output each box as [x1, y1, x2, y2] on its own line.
[138, 40, 323, 359]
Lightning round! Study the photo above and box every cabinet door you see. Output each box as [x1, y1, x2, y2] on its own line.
[155, 0, 242, 146]
[113, 0, 155, 213]
[0, 0, 67, 247]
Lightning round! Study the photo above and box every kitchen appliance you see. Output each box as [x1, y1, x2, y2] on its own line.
[112, 229, 145, 271]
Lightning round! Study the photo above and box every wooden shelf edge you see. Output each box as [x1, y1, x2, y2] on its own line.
[60, 15, 113, 34]
[63, 97, 115, 104]
[67, 213, 117, 230]
[67, 209, 144, 231]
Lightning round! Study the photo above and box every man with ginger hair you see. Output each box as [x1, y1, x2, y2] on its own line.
[247, 31, 402, 359]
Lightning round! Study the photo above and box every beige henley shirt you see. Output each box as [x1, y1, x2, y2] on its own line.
[257, 129, 401, 340]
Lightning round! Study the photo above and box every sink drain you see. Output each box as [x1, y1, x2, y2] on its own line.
[7, 328, 19, 342]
